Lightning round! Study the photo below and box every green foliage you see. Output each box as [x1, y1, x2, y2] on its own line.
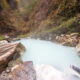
[43, 17, 76, 33]
[0, 36, 5, 40]
[0, 10, 30, 35]
[39, 19, 53, 27]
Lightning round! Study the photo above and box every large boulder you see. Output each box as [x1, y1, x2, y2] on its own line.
[0, 40, 25, 73]
[56, 33, 79, 46]
[0, 61, 36, 80]
[0, 63, 80, 80]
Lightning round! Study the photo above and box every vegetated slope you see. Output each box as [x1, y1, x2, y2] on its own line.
[0, 0, 80, 37]
[0, 0, 38, 36]
[27, 0, 80, 38]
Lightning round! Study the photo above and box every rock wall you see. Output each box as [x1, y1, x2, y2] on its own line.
[0, 41, 25, 73]
[27, 0, 80, 37]
[0, 0, 80, 37]
[0, 0, 38, 36]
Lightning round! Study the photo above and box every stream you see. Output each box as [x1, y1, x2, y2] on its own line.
[17, 39, 80, 71]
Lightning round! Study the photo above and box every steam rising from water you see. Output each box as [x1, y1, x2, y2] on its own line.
[17, 39, 80, 70]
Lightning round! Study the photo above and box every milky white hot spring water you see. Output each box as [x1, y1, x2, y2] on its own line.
[17, 39, 80, 80]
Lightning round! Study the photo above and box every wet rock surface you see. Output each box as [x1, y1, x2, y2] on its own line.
[0, 40, 25, 73]
[55, 33, 80, 47]
[0, 40, 36, 80]
[0, 40, 79, 80]
[0, 61, 36, 80]
[55, 33, 80, 56]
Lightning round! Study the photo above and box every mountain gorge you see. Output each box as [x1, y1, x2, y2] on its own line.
[0, 1, 80, 79]
[0, 0, 80, 38]
[28, 0, 80, 37]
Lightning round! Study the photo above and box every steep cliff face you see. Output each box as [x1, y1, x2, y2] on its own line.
[0, 10, 30, 36]
[30, 0, 61, 21]
[0, 0, 38, 36]
[0, 0, 80, 37]
[30, 0, 80, 21]
[28, 0, 80, 36]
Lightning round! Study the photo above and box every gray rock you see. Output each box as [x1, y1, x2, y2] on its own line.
[0, 41, 25, 73]
[0, 61, 36, 80]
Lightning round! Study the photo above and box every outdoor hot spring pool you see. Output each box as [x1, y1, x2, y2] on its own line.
[17, 39, 80, 70]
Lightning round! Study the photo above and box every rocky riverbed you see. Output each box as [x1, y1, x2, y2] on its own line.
[55, 33, 80, 47]
[2, 32, 80, 56]
[0, 40, 79, 80]
[55, 33, 80, 56]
